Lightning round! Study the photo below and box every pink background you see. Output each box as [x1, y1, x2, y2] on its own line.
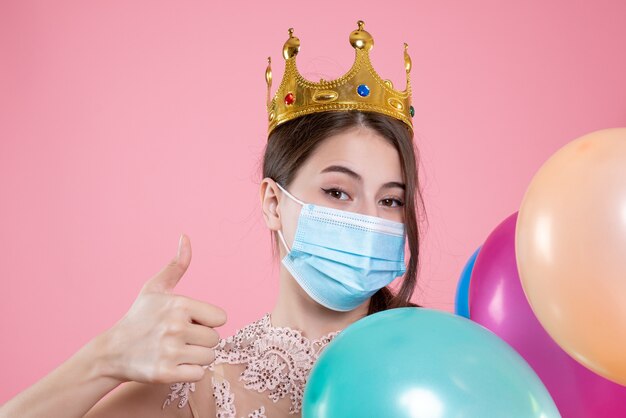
[1, 0, 625, 403]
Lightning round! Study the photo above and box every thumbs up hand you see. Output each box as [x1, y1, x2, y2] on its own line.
[99, 234, 227, 385]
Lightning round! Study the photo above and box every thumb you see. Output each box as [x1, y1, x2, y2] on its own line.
[142, 233, 192, 294]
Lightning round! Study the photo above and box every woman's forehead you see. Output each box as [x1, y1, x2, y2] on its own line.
[300, 128, 404, 182]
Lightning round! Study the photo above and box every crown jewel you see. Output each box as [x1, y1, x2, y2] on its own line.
[265, 20, 414, 136]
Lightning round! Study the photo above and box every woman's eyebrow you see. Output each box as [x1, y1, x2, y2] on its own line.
[382, 181, 405, 190]
[319, 165, 405, 190]
[320, 164, 362, 181]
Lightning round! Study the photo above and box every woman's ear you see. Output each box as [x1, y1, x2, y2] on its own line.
[260, 177, 282, 231]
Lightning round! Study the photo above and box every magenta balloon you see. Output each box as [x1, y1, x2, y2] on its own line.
[469, 212, 626, 417]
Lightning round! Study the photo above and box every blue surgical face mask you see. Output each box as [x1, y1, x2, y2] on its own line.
[275, 182, 407, 312]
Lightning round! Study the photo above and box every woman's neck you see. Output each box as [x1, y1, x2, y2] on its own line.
[270, 266, 370, 341]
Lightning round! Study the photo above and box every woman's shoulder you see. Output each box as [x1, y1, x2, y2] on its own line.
[84, 380, 195, 418]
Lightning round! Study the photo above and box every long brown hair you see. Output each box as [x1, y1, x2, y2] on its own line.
[261, 111, 425, 314]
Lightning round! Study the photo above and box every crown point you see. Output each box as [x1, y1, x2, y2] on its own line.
[349, 21, 374, 51]
[265, 56, 273, 108]
[404, 43, 412, 73]
[283, 28, 300, 60]
[265, 56, 272, 88]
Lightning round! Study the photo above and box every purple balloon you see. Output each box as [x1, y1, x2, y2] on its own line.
[469, 212, 626, 417]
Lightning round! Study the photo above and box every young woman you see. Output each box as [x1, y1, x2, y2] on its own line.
[0, 21, 424, 418]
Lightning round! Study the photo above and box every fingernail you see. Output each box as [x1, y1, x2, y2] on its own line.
[177, 234, 184, 258]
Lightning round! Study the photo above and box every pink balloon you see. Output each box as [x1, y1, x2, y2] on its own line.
[469, 212, 626, 417]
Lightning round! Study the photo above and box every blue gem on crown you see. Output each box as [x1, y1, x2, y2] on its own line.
[357, 84, 370, 97]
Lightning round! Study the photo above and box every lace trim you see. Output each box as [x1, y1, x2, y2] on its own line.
[213, 376, 236, 417]
[213, 313, 340, 414]
[213, 376, 267, 418]
[162, 382, 195, 410]
[163, 313, 341, 416]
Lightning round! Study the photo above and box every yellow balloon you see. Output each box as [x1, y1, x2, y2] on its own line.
[516, 127, 626, 386]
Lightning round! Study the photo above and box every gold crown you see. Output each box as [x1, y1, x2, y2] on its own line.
[265, 20, 414, 136]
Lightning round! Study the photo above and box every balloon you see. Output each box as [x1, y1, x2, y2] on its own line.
[470, 212, 626, 417]
[454, 246, 481, 318]
[516, 128, 626, 385]
[302, 307, 560, 418]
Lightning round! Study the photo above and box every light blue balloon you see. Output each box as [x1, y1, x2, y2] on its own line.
[455, 245, 481, 318]
[303, 308, 561, 418]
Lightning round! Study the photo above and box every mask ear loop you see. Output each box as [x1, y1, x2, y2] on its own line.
[275, 182, 306, 205]
[277, 229, 291, 253]
[274, 182, 305, 254]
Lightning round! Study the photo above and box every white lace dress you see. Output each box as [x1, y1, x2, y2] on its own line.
[162, 313, 341, 417]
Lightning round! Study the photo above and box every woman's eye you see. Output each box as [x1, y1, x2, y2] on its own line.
[381, 198, 404, 207]
[323, 188, 350, 200]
